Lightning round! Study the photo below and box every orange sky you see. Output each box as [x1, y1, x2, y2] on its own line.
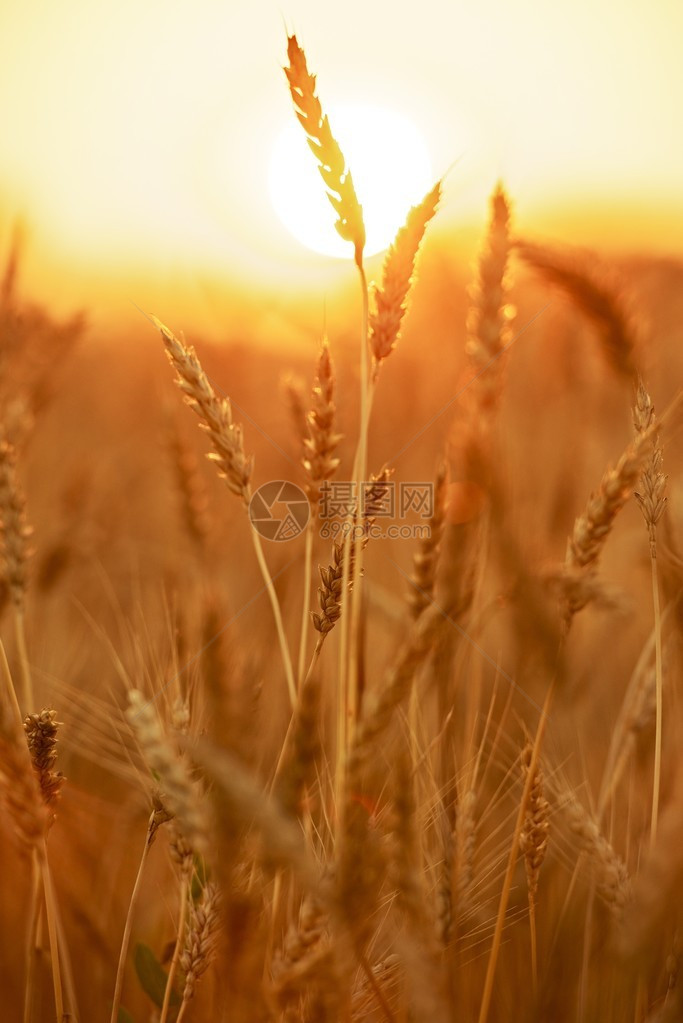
[0, 0, 681, 326]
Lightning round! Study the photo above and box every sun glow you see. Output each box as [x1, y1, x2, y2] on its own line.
[268, 104, 433, 259]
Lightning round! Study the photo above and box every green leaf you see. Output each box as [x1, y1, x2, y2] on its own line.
[133, 943, 181, 1012]
[117, 1009, 135, 1023]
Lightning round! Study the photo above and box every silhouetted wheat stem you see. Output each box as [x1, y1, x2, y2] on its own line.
[634, 380, 667, 846]
[109, 801, 172, 1023]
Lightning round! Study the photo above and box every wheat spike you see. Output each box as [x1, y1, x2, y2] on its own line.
[562, 792, 630, 914]
[520, 743, 549, 902]
[154, 317, 253, 502]
[560, 425, 655, 625]
[369, 181, 441, 373]
[284, 35, 365, 266]
[0, 436, 32, 611]
[465, 184, 514, 420]
[179, 881, 220, 1006]
[408, 461, 447, 619]
[126, 690, 209, 857]
[0, 701, 46, 853]
[313, 469, 392, 635]
[24, 709, 65, 829]
[303, 339, 342, 507]
[633, 380, 667, 556]
[515, 239, 638, 380]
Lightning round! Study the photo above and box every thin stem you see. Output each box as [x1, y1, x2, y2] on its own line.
[297, 522, 315, 687]
[250, 528, 296, 708]
[348, 266, 371, 742]
[650, 552, 664, 847]
[110, 812, 157, 1023]
[23, 852, 41, 1023]
[160, 872, 190, 1023]
[478, 677, 556, 1023]
[529, 897, 538, 999]
[14, 609, 33, 715]
[0, 635, 22, 727]
[271, 636, 325, 793]
[40, 850, 64, 1023]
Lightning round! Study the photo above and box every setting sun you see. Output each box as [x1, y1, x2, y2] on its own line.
[268, 103, 433, 259]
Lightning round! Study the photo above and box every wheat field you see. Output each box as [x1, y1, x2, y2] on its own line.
[1, 32, 683, 1023]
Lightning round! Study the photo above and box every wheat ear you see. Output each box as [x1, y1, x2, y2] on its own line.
[520, 742, 549, 993]
[126, 690, 209, 856]
[369, 181, 441, 374]
[408, 461, 448, 619]
[515, 239, 638, 380]
[24, 709, 65, 831]
[561, 792, 631, 914]
[465, 183, 514, 423]
[284, 35, 365, 266]
[155, 317, 296, 705]
[298, 339, 342, 684]
[176, 881, 220, 1022]
[559, 424, 656, 629]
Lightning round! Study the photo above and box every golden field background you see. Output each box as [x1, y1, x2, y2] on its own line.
[1, 203, 683, 1021]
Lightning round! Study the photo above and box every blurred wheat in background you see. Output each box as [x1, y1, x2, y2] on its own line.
[1, 24, 683, 1023]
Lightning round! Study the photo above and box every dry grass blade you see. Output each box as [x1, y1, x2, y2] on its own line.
[284, 34, 365, 265]
[515, 239, 639, 380]
[369, 181, 441, 372]
[154, 316, 253, 501]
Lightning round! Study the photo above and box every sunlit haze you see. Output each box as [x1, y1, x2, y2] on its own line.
[269, 104, 433, 258]
[0, 0, 681, 321]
